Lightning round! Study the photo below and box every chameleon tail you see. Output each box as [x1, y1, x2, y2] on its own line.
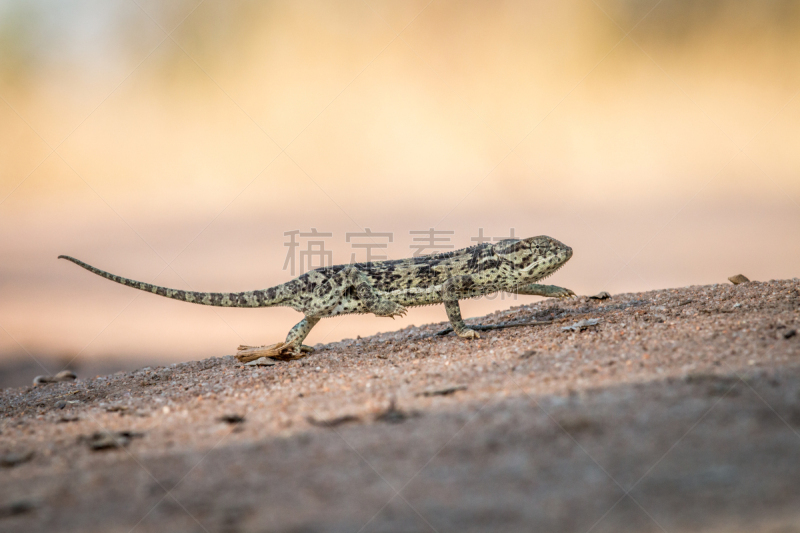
[58, 255, 289, 308]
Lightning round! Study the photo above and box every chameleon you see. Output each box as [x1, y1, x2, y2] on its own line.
[59, 235, 574, 360]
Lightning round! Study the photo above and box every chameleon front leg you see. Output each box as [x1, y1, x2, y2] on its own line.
[444, 300, 480, 339]
[442, 275, 481, 339]
[510, 283, 576, 298]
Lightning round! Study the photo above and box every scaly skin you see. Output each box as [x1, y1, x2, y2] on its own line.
[59, 235, 574, 358]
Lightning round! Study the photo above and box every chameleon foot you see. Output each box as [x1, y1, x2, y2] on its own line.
[551, 287, 577, 298]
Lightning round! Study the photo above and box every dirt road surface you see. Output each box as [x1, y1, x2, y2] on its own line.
[2, 279, 799, 532]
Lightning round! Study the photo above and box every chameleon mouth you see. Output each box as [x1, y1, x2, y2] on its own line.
[520, 250, 572, 278]
[537, 261, 566, 281]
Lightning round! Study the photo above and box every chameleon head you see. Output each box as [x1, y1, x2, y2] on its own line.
[493, 235, 573, 282]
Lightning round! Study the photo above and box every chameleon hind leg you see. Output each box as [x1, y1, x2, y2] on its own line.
[441, 275, 482, 339]
[236, 316, 320, 362]
[444, 300, 480, 339]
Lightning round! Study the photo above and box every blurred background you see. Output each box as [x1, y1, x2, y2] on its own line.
[1, 0, 798, 384]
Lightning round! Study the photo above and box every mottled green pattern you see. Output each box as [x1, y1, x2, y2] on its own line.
[59, 235, 574, 355]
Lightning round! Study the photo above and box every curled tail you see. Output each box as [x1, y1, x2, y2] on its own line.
[58, 255, 289, 308]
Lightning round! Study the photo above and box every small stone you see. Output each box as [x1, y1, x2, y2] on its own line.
[0, 500, 37, 518]
[55, 400, 66, 409]
[218, 414, 245, 424]
[33, 370, 77, 386]
[519, 350, 537, 359]
[728, 274, 750, 285]
[244, 357, 276, 367]
[784, 329, 797, 340]
[307, 414, 360, 428]
[83, 430, 141, 450]
[0, 451, 34, 468]
[55, 370, 77, 381]
[89, 434, 122, 450]
[589, 291, 611, 300]
[561, 318, 601, 332]
[417, 385, 467, 397]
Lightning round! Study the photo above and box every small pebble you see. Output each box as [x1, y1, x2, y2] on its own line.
[55, 400, 66, 409]
[219, 414, 245, 424]
[307, 414, 360, 428]
[562, 318, 601, 332]
[0, 500, 37, 517]
[244, 357, 277, 367]
[83, 431, 141, 450]
[729, 274, 750, 285]
[33, 370, 77, 386]
[589, 291, 611, 300]
[0, 451, 34, 468]
[417, 385, 467, 397]
[55, 370, 77, 380]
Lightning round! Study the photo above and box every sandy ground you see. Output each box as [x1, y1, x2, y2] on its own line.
[1, 279, 799, 532]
